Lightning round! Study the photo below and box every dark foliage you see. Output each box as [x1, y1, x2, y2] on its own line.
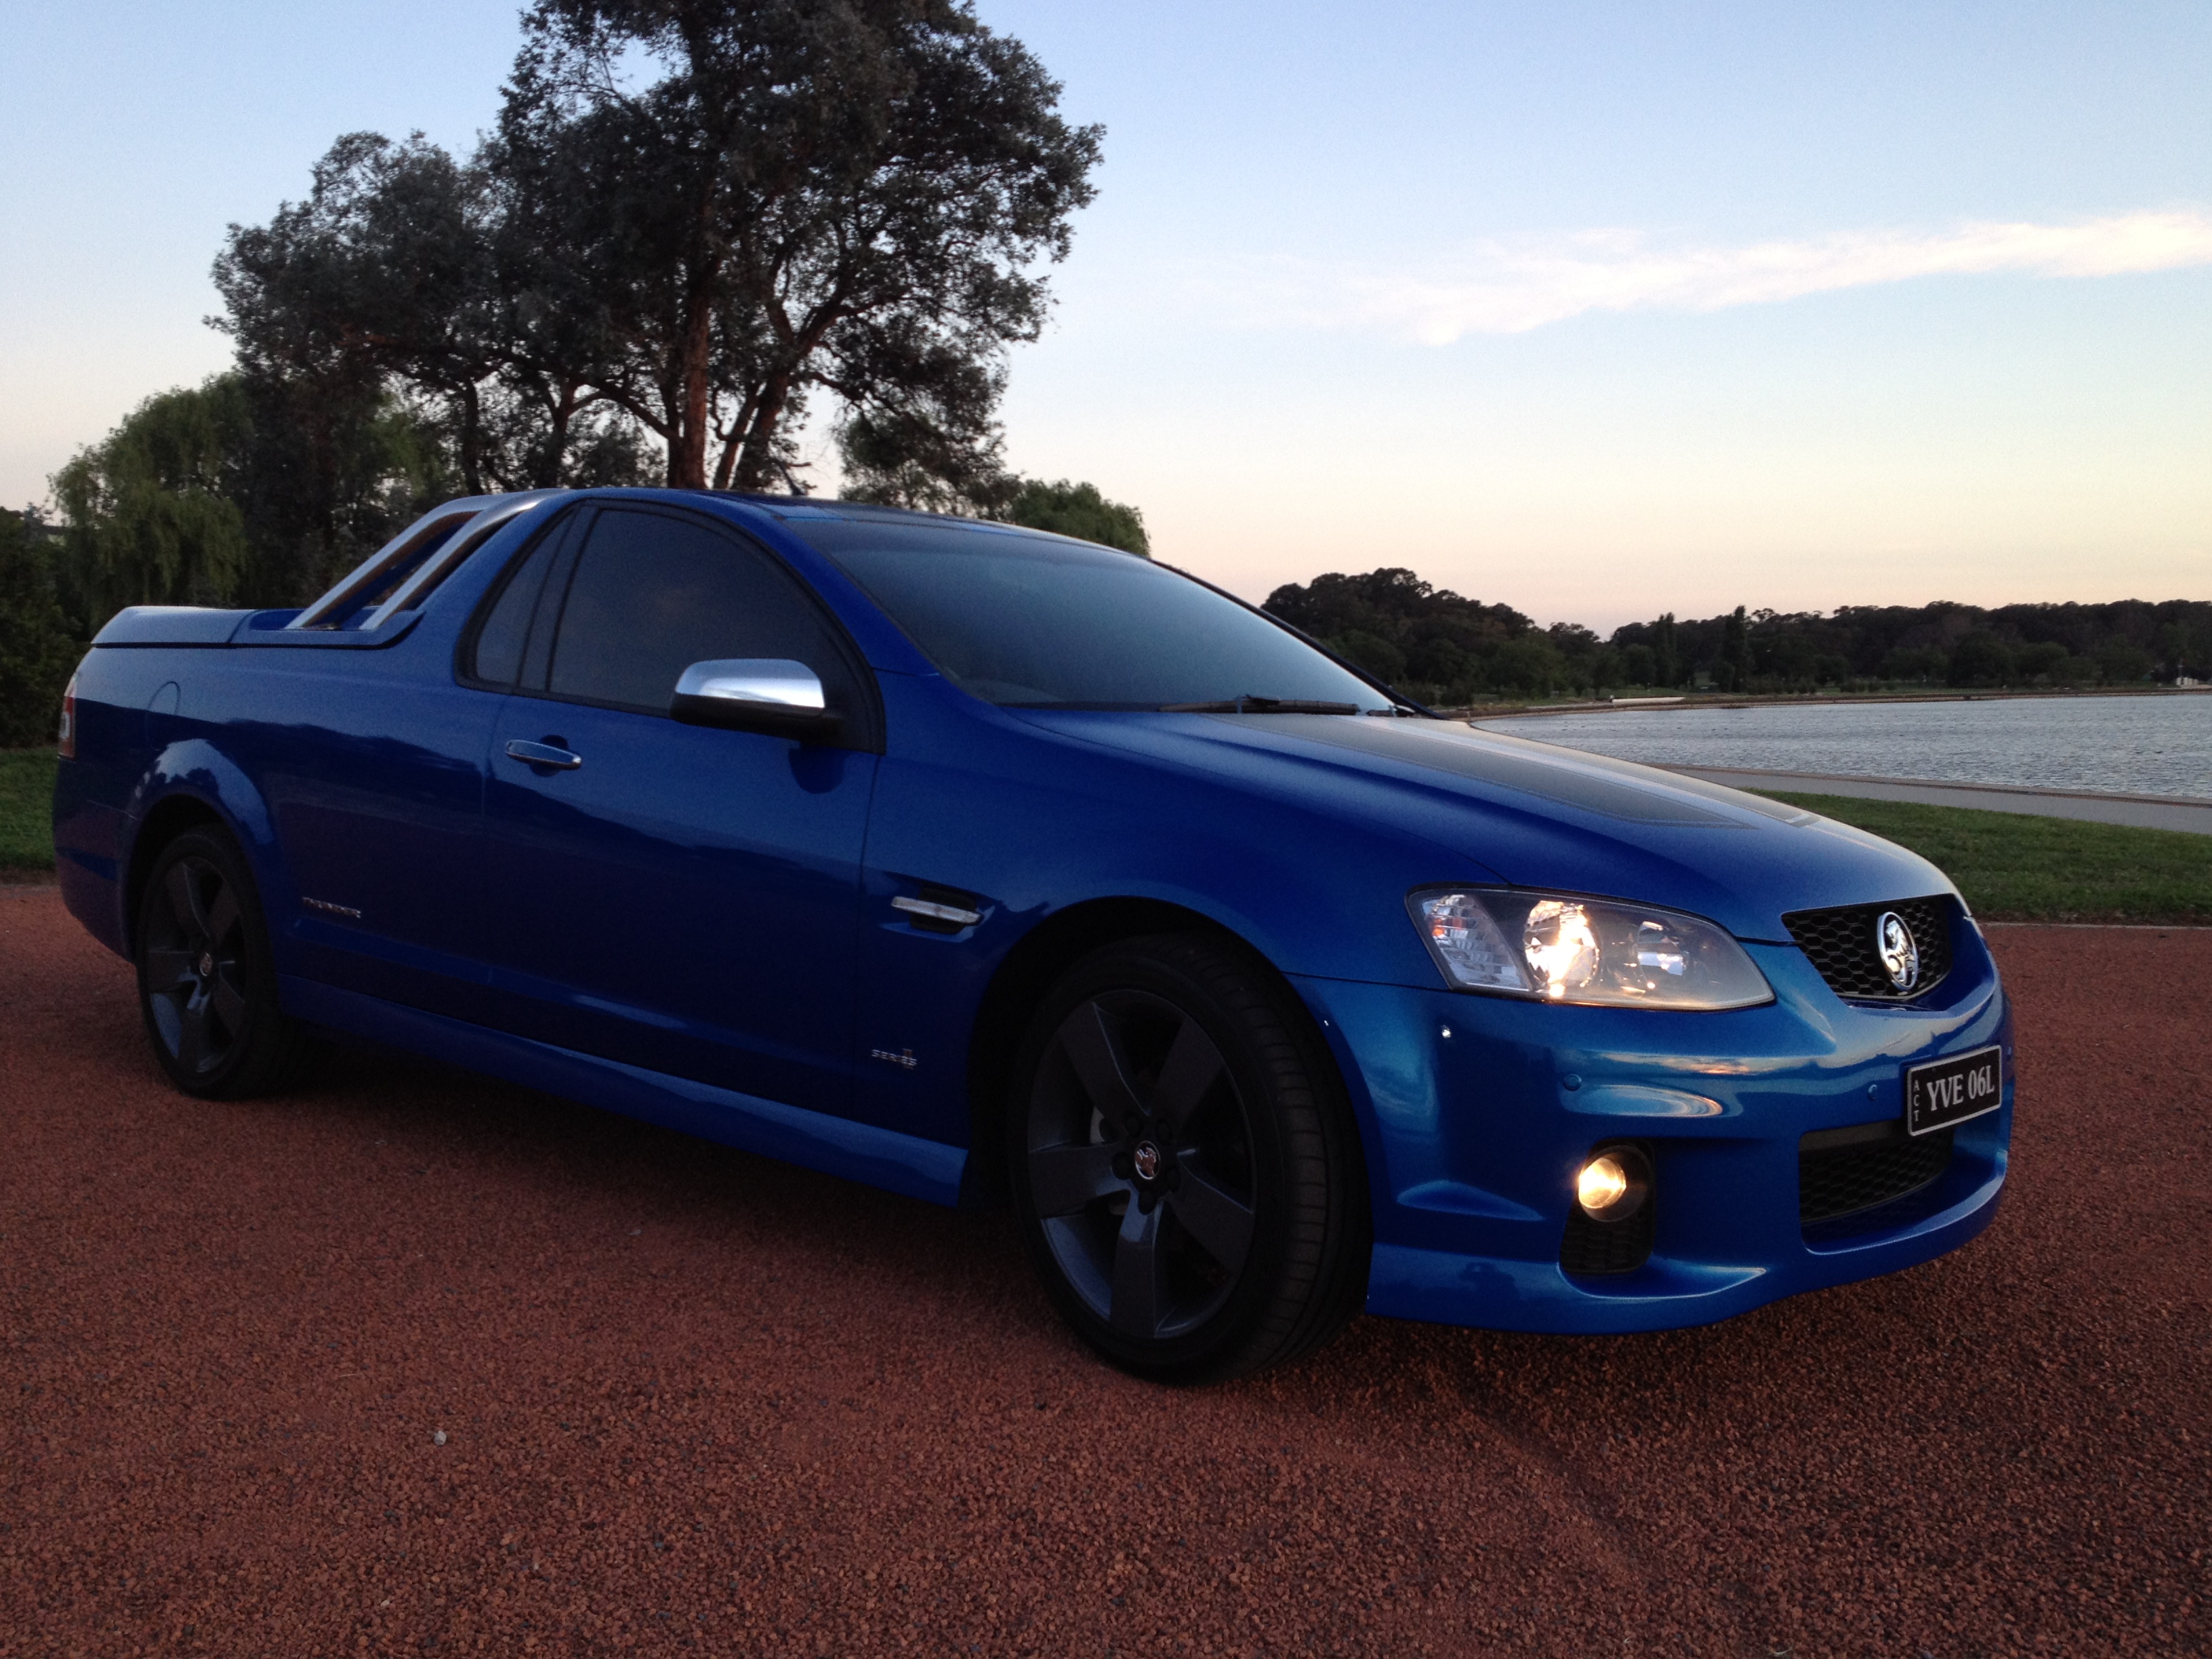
[490, 0, 1100, 490]
[835, 417, 1148, 555]
[834, 387, 1017, 518]
[1001, 479, 1148, 555]
[1610, 599, 2209, 693]
[1263, 569, 1572, 700]
[1269, 569, 2212, 703]
[49, 373, 457, 623]
[0, 509, 81, 747]
[48, 380, 253, 626]
[209, 3, 1098, 506]
[213, 131, 657, 509]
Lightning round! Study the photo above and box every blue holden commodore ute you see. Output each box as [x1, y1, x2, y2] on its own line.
[52, 489, 2013, 1381]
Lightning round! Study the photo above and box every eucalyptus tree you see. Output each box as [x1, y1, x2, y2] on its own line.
[500, 0, 1103, 490]
[210, 140, 483, 592]
[832, 359, 1014, 516]
[217, 134, 527, 497]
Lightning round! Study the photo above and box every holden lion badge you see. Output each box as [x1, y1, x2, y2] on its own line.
[1876, 911, 1920, 992]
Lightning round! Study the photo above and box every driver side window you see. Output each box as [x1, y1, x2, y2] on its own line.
[535, 507, 869, 737]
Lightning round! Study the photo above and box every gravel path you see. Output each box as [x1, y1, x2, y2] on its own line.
[3, 887, 2205, 1656]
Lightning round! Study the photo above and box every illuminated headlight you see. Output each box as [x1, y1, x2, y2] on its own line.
[1408, 888, 1772, 1010]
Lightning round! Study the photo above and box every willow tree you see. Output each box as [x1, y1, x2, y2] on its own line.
[48, 380, 253, 619]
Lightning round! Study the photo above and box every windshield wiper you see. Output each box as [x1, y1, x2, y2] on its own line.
[1157, 696, 1364, 715]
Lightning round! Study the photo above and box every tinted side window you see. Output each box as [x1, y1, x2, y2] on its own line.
[545, 508, 859, 716]
[467, 516, 571, 687]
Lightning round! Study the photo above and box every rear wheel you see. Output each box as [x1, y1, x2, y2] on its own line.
[136, 828, 310, 1098]
[1007, 933, 1368, 1383]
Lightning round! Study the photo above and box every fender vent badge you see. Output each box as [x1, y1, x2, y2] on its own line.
[891, 894, 983, 930]
[869, 1047, 919, 1071]
[302, 897, 363, 920]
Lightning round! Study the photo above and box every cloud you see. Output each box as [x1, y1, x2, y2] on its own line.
[1208, 211, 2212, 344]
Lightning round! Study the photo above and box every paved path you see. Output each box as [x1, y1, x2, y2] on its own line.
[1664, 764, 2212, 834]
[2, 888, 2206, 1655]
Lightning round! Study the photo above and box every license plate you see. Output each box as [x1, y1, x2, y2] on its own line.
[1905, 1044, 2003, 1136]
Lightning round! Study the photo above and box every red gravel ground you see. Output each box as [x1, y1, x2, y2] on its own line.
[2, 888, 2205, 1658]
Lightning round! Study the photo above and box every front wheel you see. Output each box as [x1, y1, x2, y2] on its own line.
[136, 827, 310, 1099]
[1007, 933, 1369, 1384]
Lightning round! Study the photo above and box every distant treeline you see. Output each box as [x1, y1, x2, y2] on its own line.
[1265, 567, 2210, 708]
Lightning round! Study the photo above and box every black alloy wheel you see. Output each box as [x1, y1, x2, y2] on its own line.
[1008, 933, 1369, 1383]
[136, 828, 310, 1099]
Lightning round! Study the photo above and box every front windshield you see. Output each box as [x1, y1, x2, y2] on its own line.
[787, 518, 1393, 711]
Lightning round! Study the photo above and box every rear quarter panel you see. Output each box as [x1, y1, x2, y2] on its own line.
[53, 642, 251, 956]
[52, 512, 541, 970]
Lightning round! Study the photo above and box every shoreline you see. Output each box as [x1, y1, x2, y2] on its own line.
[1454, 684, 2211, 719]
[1671, 766, 2212, 832]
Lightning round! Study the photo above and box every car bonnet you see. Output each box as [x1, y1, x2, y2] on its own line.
[1010, 711, 1956, 943]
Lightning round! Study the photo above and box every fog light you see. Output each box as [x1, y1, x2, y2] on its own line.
[1577, 1155, 1628, 1212]
[1574, 1145, 1651, 1222]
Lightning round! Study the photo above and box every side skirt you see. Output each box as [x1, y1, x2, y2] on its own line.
[280, 975, 968, 1208]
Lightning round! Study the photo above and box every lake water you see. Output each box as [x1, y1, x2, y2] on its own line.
[1477, 694, 2212, 801]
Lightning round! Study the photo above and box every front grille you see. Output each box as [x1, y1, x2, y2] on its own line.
[1561, 1202, 1655, 1276]
[1783, 896, 1954, 1001]
[1799, 1123, 1953, 1223]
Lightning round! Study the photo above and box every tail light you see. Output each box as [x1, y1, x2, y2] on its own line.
[57, 672, 77, 759]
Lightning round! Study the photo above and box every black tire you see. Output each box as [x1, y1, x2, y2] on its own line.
[1006, 933, 1370, 1384]
[135, 827, 311, 1099]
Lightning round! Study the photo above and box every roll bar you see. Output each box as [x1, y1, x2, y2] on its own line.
[288, 491, 565, 631]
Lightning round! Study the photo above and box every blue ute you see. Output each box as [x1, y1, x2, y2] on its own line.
[52, 489, 2013, 1381]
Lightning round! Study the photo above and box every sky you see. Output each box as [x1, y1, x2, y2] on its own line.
[3, 1, 2207, 630]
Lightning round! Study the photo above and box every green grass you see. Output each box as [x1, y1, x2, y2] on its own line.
[1756, 791, 2212, 925]
[0, 749, 57, 874]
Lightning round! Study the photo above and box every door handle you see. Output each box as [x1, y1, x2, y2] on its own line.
[506, 738, 582, 771]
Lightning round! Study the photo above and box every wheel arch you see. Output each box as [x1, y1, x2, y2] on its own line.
[960, 896, 1355, 1208]
[121, 741, 280, 955]
[123, 796, 230, 954]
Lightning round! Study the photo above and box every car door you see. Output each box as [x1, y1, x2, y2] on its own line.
[476, 502, 881, 1118]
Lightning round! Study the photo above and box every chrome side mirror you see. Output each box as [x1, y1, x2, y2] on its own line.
[670, 659, 844, 743]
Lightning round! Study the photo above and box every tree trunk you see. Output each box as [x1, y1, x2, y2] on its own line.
[536, 386, 579, 489]
[457, 381, 485, 497]
[709, 388, 764, 491]
[667, 259, 719, 488]
[711, 424, 743, 491]
[732, 370, 798, 493]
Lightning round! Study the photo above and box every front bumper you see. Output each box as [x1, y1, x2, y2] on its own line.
[1293, 917, 2013, 1335]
